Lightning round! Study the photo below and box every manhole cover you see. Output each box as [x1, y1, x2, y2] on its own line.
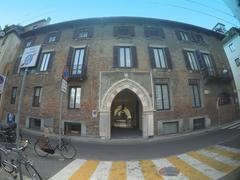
[159, 167, 180, 176]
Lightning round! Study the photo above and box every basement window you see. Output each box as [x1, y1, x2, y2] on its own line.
[193, 118, 205, 130]
[29, 118, 41, 131]
[64, 122, 81, 135]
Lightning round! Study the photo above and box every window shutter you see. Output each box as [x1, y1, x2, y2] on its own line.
[131, 46, 137, 68]
[183, 50, 191, 70]
[36, 53, 44, 71]
[88, 27, 94, 38]
[164, 48, 172, 69]
[209, 54, 218, 75]
[47, 52, 55, 71]
[13, 57, 21, 74]
[130, 26, 135, 36]
[195, 51, 206, 70]
[190, 33, 197, 42]
[175, 31, 182, 40]
[73, 28, 80, 39]
[55, 32, 61, 42]
[144, 27, 150, 37]
[44, 34, 50, 44]
[67, 47, 74, 68]
[82, 47, 88, 79]
[113, 26, 118, 37]
[159, 28, 165, 39]
[113, 46, 119, 67]
[148, 47, 155, 68]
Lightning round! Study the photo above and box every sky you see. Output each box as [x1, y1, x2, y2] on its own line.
[1, 0, 239, 31]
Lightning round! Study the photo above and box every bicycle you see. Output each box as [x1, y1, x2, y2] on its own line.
[0, 139, 42, 180]
[34, 136, 77, 159]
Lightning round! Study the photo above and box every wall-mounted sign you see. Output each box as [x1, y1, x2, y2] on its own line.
[19, 45, 41, 68]
[92, 110, 97, 118]
[0, 74, 6, 94]
[61, 79, 68, 93]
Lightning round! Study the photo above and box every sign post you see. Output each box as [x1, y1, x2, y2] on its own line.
[16, 45, 41, 180]
[59, 66, 69, 152]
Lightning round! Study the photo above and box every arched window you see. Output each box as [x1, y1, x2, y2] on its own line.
[218, 92, 231, 106]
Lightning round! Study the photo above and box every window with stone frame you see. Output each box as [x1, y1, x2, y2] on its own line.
[32, 87, 42, 107]
[144, 26, 165, 38]
[183, 50, 200, 71]
[154, 78, 171, 110]
[38, 51, 55, 72]
[68, 87, 81, 109]
[113, 46, 137, 68]
[189, 79, 201, 108]
[201, 52, 216, 75]
[10, 87, 17, 104]
[218, 92, 231, 106]
[148, 47, 172, 69]
[113, 26, 135, 37]
[176, 31, 190, 41]
[73, 27, 94, 39]
[44, 31, 61, 44]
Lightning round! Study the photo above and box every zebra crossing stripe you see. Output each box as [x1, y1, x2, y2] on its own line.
[221, 121, 240, 129]
[49, 159, 86, 180]
[152, 158, 188, 180]
[167, 156, 211, 180]
[89, 161, 112, 180]
[187, 151, 234, 173]
[69, 160, 99, 180]
[197, 149, 240, 167]
[205, 147, 240, 161]
[215, 145, 240, 154]
[126, 161, 144, 179]
[139, 160, 163, 180]
[178, 154, 225, 179]
[108, 161, 126, 180]
[229, 123, 240, 129]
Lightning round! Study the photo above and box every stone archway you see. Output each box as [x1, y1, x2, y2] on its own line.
[99, 78, 154, 139]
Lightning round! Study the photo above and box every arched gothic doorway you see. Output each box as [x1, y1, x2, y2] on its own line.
[99, 78, 154, 139]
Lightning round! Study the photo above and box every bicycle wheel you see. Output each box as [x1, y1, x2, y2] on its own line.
[60, 144, 76, 159]
[34, 141, 48, 157]
[24, 163, 42, 180]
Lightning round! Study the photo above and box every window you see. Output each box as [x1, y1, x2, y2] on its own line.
[113, 46, 137, 68]
[72, 48, 85, 75]
[69, 87, 81, 109]
[32, 87, 42, 107]
[113, 26, 134, 37]
[64, 122, 81, 135]
[229, 43, 236, 52]
[44, 32, 61, 44]
[39, 52, 54, 71]
[189, 80, 201, 108]
[202, 53, 215, 75]
[162, 122, 178, 134]
[10, 87, 17, 104]
[29, 118, 41, 130]
[155, 83, 170, 110]
[183, 50, 199, 71]
[193, 118, 205, 130]
[149, 47, 172, 69]
[144, 27, 165, 38]
[235, 58, 240, 67]
[218, 93, 231, 106]
[177, 31, 190, 41]
[73, 27, 93, 39]
[195, 34, 205, 44]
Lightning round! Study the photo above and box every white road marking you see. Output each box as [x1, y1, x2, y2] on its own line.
[49, 159, 86, 180]
[152, 158, 188, 180]
[90, 161, 112, 180]
[221, 121, 240, 129]
[215, 145, 240, 154]
[178, 154, 226, 180]
[229, 123, 240, 129]
[126, 161, 144, 180]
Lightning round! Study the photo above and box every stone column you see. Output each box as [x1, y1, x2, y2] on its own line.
[142, 111, 154, 138]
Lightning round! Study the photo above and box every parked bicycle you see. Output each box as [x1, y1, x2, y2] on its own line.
[0, 139, 42, 180]
[0, 124, 16, 144]
[34, 136, 76, 159]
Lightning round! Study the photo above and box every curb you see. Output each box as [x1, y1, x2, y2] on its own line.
[220, 166, 240, 180]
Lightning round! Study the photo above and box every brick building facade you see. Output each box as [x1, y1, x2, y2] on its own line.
[1, 17, 238, 139]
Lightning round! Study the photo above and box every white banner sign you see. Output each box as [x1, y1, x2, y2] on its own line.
[19, 45, 41, 68]
[61, 79, 68, 93]
[0, 74, 6, 94]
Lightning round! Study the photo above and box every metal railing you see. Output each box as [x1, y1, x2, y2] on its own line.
[202, 67, 232, 82]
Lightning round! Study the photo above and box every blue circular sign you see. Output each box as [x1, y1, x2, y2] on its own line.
[0, 75, 4, 84]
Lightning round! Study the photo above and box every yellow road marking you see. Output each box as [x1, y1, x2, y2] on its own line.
[205, 147, 240, 160]
[167, 156, 211, 180]
[188, 151, 235, 173]
[69, 160, 99, 180]
[108, 161, 126, 180]
[140, 160, 163, 180]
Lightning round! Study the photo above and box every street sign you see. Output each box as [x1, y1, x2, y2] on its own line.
[62, 66, 69, 81]
[61, 79, 67, 93]
[0, 74, 6, 94]
[20, 45, 41, 68]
